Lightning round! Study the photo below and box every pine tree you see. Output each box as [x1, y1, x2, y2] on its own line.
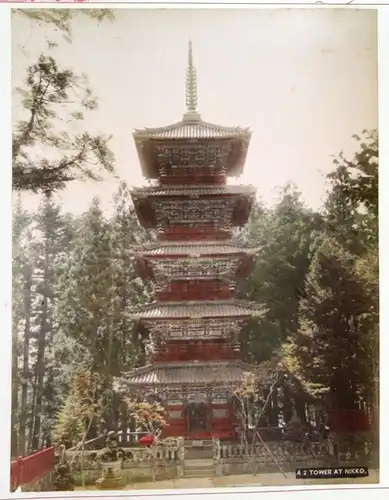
[28, 197, 72, 451]
[284, 237, 375, 411]
[12, 197, 33, 457]
[238, 185, 322, 363]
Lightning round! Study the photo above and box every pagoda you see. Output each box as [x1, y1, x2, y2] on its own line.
[121, 42, 261, 440]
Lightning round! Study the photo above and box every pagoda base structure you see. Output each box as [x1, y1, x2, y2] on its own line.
[119, 360, 254, 440]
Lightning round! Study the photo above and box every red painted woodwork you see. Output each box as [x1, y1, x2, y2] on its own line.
[328, 409, 373, 433]
[10, 446, 55, 490]
[156, 280, 234, 302]
[162, 402, 236, 440]
[153, 341, 238, 362]
[159, 228, 232, 241]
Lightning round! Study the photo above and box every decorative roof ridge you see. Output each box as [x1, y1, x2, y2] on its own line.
[133, 119, 251, 137]
[131, 184, 256, 193]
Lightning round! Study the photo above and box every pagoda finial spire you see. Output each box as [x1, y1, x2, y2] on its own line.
[184, 40, 199, 118]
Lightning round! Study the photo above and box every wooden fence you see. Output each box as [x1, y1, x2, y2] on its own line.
[10, 446, 55, 491]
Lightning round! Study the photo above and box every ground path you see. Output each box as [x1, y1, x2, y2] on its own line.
[75, 470, 379, 490]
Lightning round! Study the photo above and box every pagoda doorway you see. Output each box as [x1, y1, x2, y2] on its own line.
[188, 402, 208, 434]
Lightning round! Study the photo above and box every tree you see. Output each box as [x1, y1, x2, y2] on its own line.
[325, 129, 378, 251]
[53, 368, 104, 486]
[284, 237, 376, 412]
[13, 8, 114, 47]
[238, 185, 322, 363]
[12, 198, 33, 457]
[27, 197, 74, 451]
[13, 55, 115, 194]
[56, 198, 114, 375]
[125, 397, 168, 481]
[232, 358, 288, 476]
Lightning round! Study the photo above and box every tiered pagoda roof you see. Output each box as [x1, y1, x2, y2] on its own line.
[130, 299, 263, 320]
[130, 241, 257, 257]
[119, 360, 253, 387]
[134, 118, 250, 140]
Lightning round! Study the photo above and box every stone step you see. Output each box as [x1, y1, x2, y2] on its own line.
[185, 458, 214, 467]
[184, 448, 213, 460]
[184, 439, 214, 448]
[184, 469, 215, 478]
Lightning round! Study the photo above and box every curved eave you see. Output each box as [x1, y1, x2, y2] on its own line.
[130, 300, 264, 321]
[133, 118, 251, 141]
[130, 184, 256, 198]
[130, 242, 262, 257]
[116, 360, 258, 388]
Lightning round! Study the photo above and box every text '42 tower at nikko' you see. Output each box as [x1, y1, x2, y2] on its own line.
[121, 42, 261, 440]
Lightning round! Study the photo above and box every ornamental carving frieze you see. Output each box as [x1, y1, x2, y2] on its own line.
[144, 318, 245, 341]
[152, 257, 240, 280]
[154, 144, 232, 168]
[151, 199, 235, 227]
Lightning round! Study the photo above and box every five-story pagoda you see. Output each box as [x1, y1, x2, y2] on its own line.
[121, 42, 261, 440]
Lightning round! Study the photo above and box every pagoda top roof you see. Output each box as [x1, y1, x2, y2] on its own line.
[133, 116, 251, 141]
[131, 299, 264, 320]
[117, 360, 256, 387]
[131, 241, 259, 258]
[131, 184, 256, 198]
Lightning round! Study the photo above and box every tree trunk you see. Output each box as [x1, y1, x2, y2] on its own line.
[11, 329, 19, 458]
[31, 246, 50, 451]
[282, 384, 293, 423]
[19, 264, 33, 456]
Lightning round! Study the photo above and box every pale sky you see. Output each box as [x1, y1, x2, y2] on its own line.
[12, 8, 378, 214]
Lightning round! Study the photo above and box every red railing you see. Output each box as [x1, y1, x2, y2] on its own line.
[10, 446, 55, 490]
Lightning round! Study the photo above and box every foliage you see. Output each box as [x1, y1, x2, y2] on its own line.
[13, 8, 115, 47]
[125, 398, 168, 438]
[283, 237, 377, 410]
[325, 129, 378, 250]
[53, 368, 104, 447]
[234, 357, 282, 433]
[238, 184, 322, 362]
[13, 55, 115, 194]
[52, 394, 84, 447]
